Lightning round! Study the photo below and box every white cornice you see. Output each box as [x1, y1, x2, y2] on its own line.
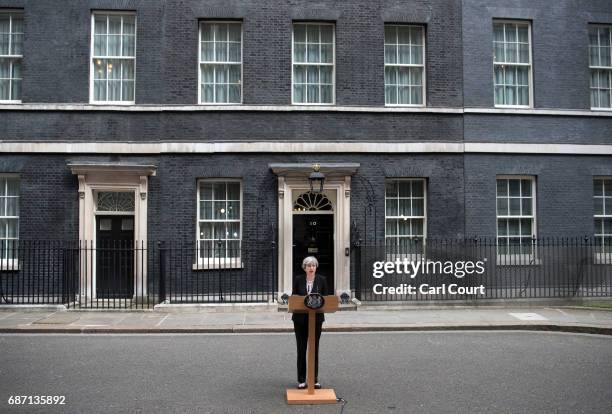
[1, 103, 612, 116]
[1, 141, 611, 155]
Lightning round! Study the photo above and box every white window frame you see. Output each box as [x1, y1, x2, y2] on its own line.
[493, 20, 533, 109]
[589, 25, 612, 111]
[496, 175, 538, 265]
[89, 11, 137, 105]
[384, 24, 426, 107]
[384, 178, 427, 259]
[291, 22, 336, 105]
[0, 174, 19, 269]
[0, 10, 23, 104]
[594, 177, 612, 264]
[195, 179, 243, 269]
[198, 20, 243, 105]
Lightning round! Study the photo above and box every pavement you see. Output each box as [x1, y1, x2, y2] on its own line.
[0, 303, 611, 335]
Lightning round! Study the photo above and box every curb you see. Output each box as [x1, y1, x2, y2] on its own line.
[1, 324, 610, 335]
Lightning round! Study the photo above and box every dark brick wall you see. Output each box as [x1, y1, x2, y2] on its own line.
[462, 0, 612, 109]
[0, 0, 462, 106]
[464, 154, 612, 238]
[464, 114, 612, 145]
[0, 111, 463, 142]
[0, 155, 78, 240]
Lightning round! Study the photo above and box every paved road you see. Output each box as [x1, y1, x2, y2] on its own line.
[0, 332, 611, 414]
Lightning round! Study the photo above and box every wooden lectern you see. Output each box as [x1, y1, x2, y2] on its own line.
[286, 294, 339, 405]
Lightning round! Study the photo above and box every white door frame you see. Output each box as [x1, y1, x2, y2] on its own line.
[69, 163, 156, 299]
[275, 174, 353, 298]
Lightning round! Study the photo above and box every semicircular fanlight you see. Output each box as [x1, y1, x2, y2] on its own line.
[293, 191, 333, 211]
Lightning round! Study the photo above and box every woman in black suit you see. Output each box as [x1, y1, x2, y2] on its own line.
[292, 256, 329, 389]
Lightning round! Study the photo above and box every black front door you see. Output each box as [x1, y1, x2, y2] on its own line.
[292, 214, 334, 290]
[96, 215, 134, 298]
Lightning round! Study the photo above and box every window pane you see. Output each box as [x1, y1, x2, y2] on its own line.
[228, 65, 240, 83]
[398, 45, 410, 64]
[122, 80, 134, 101]
[94, 34, 106, 56]
[294, 25, 306, 43]
[397, 26, 410, 44]
[386, 181, 398, 197]
[293, 65, 305, 83]
[385, 66, 397, 85]
[307, 84, 318, 103]
[521, 198, 532, 215]
[399, 86, 409, 104]
[227, 201, 240, 219]
[509, 198, 521, 215]
[518, 43, 529, 63]
[108, 16, 122, 34]
[215, 42, 227, 61]
[320, 65, 332, 84]
[399, 199, 410, 216]
[307, 25, 319, 43]
[215, 84, 227, 103]
[320, 85, 332, 103]
[307, 44, 319, 63]
[384, 26, 396, 44]
[508, 219, 520, 236]
[293, 84, 305, 103]
[494, 42, 504, 62]
[122, 60, 134, 80]
[604, 180, 612, 195]
[123, 16, 135, 35]
[107, 80, 121, 101]
[294, 43, 306, 62]
[202, 84, 214, 102]
[386, 199, 398, 216]
[307, 66, 319, 83]
[506, 24, 517, 42]
[509, 180, 520, 196]
[521, 179, 532, 196]
[589, 46, 599, 67]
[412, 219, 423, 236]
[521, 219, 531, 237]
[399, 181, 411, 197]
[498, 219, 508, 236]
[215, 24, 227, 42]
[497, 198, 508, 215]
[496, 179, 508, 196]
[386, 219, 397, 236]
[94, 80, 106, 101]
[385, 45, 396, 64]
[11, 33, 23, 55]
[228, 24, 241, 42]
[108, 34, 121, 56]
[94, 16, 107, 35]
[6, 197, 18, 216]
[493, 24, 504, 42]
[385, 85, 397, 105]
[412, 180, 424, 197]
[411, 45, 423, 65]
[517, 25, 528, 43]
[412, 198, 424, 216]
[0, 34, 8, 55]
[320, 25, 333, 43]
[201, 42, 214, 61]
[398, 219, 409, 236]
[321, 44, 333, 63]
[228, 42, 241, 62]
[601, 44, 611, 67]
[594, 197, 604, 215]
[594, 180, 603, 196]
[201, 65, 214, 83]
[122, 34, 135, 57]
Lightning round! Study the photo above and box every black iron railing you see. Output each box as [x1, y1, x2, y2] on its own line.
[0, 240, 277, 309]
[352, 237, 612, 301]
